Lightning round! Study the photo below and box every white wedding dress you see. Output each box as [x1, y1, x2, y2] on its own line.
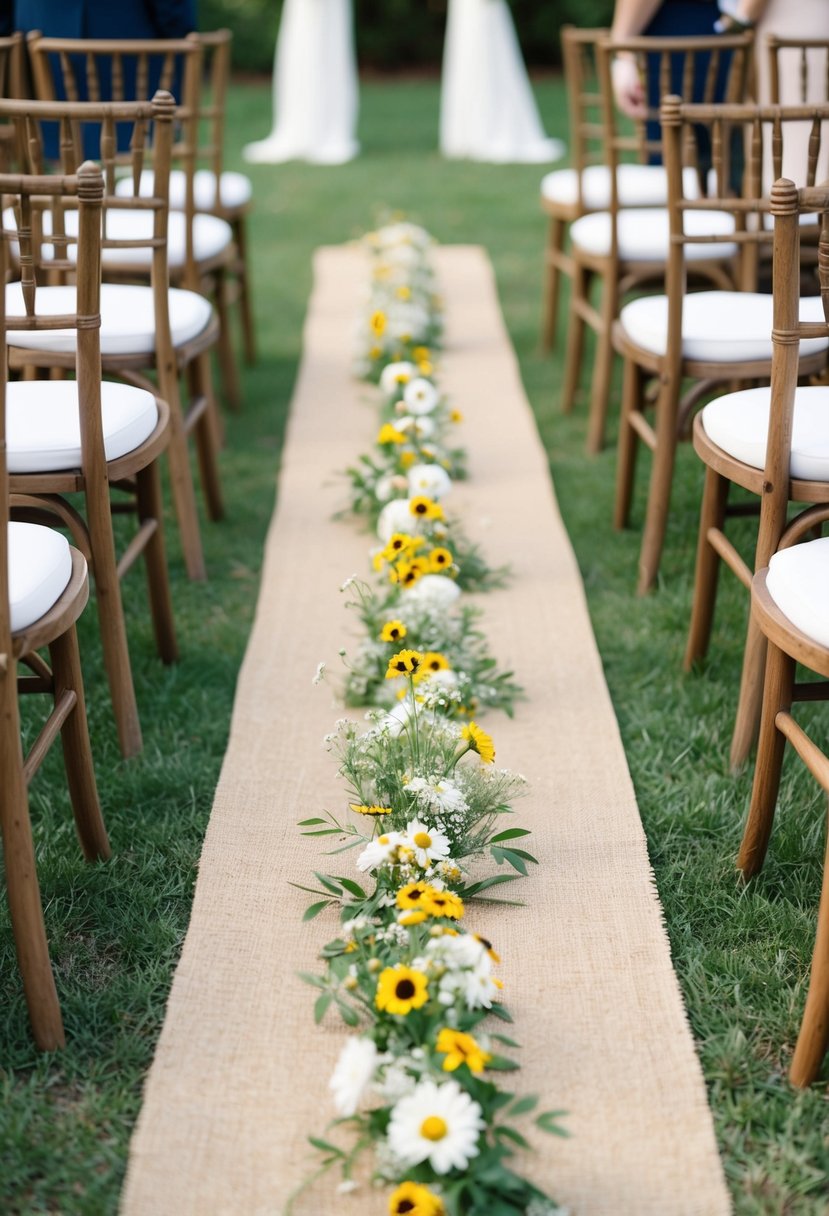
[243, 0, 359, 165]
[440, 0, 564, 163]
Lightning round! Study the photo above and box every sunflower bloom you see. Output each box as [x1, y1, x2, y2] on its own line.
[382, 533, 417, 561]
[385, 649, 422, 678]
[428, 547, 453, 573]
[396, 881, 434, 909]
[409, 495, 443, 521]
[371, 310, 387, 337]
[376, 965, 429, 1015]
[421, 889, 464, 920]
[420, 651, 450, 675]
[380, 619, 407, 643]
[435, 1028, 491, 1074]
[400, 450, 417, 469]
[413, 346, 431, 364]
[388, 1181, 445, 1216]
[461, 721, 495, 764]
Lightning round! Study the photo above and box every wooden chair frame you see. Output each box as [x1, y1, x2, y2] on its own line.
[562, 32, 754, 454]
[767, 35, 829, 106]
[0, 90, 222, 586]
[25, 31, 242, 412]
[614, 96, 829, 597]
[1, 95, 181, 756]
[0, 163, 109, 1050]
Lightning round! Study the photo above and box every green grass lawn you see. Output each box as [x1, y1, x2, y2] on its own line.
[1, 76, 828, 1214]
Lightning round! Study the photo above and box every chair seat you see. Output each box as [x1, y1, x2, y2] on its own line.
[701, 385, 829, 481]
[8, 521, 74, 633]
[540, 163, 700, 209]
[571, 207, 736, 262]
[6, 380, 159, 473]
[619, 291, 829, 362]
[5, 283, 213, 356]
[115, 168, 253, 211]
[766, 536, 829, 650]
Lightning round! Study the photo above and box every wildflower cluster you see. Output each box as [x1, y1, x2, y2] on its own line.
[294, 223, 564, 1215]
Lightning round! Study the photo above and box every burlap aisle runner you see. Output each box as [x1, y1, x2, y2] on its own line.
[121, 246, 730, 1216]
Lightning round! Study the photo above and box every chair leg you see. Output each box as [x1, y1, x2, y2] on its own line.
[586, 272, 619, 455]
[637, 377, 679, 595]
[737, 641, 794, 879]
[614, 356, 643, 530]
[730, 613, 768, 772]
[233, 213, 256, 365]
[86, 483, 143, 758]
[190, 353, 225, 523]
[684, 466, 730, 670]
[541, 215, 565, 353]
[135, 463, 178, 664]
[0, 692, 64, 1049]
[50, 625, 110, 863]
[158, 364, 207, 582]
[560, 261, 588, 415]
[214, 265, 242, 412]
[789, 815, 829, 1087]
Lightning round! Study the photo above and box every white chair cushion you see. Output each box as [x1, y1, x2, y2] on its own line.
[115, 167, 253, 211]
[6, 380, 158, 473]
[619, 291, 829, 362]
[540, 163, 700, 209]
[570, 207, 736, 262]
[766, 536, 829, 650]
[4, 207, 234, 269]
[5, 282, 213, 356]
[701, 385, 829, 481]
[8, 521, 74, 633]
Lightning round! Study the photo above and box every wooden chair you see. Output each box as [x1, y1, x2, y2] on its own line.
[3, 96, 179, 758]
[562, 32, 755, 455]
[0, 162, 110, 1050]
[25, 31, 243, 412]
[684, 177, 829, 769]
[613, 97, 829, 597]
[733, 189, 829, 1083]
[1, 90, 222, 587]
[0, 31, 24, 171]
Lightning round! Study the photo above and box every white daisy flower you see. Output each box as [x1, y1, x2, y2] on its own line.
[407, 463, 452, 500]
[396, 415, 435, 440]
[329, 1037, 378, 1116]
[403, 377, 439, 415]
[387, 1078, 484, 1174]
[380, 360, 416, 396]
[356, 831, 404, 873]
[402, 818, 451, 868]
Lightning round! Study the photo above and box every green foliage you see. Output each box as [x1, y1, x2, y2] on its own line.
[198, 0, 615, 74]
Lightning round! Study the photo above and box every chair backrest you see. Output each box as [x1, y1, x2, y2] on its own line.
[597, 32, 755, 182]
[0, 92, 178, 367]
[189, 29, 232, 193]
[0, 32, 25, 171]
[767, 36, 829, 105]
[755, 176, 829, 564]
[0, 161, 104, 644]
[560, 26, 608, 187]
[25, 34, 202, 281]
[661, 96, 829, 298]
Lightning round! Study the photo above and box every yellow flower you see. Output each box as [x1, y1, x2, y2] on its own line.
[388, 1181, 445, 1216]
[398, 908, 428, 926]
[399, 450, 417, 469]
[461, 721, 495, 764]
[435, 1027, 491, 1074]
[450, 409, 463, 423]
[421, 889, 464, 920]
[380, 619, 407, 643]
[390, 558, 427, 589]
[473, 933, 501, 963]
[413, 346, 431, 363]
[427, 547, 453, 573]
[372, 550, 386, 572]
[396, 880, 433, 909]
[385, 649, 422, 679]
[376, 965, 429, 1015]
[414, 652, 450, 683]
[409, 495, 444, 521]
[418, 360, 433, 376]
[396, 285, 412, 300]
[349, 803, 391, 816]
[383, 533, 417, 561]
[371, 310, 387, 337]
[369, 345, 383, 360]
[377, 422, 407, 445]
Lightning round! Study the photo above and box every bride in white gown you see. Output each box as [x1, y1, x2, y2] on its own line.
[243, 0, 359, 165]
[440, 0, 564, 163]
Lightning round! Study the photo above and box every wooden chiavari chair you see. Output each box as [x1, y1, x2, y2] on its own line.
[1, 162, 110, 1050]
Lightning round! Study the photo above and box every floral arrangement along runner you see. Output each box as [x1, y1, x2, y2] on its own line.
[292, 223, 564, 1216]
